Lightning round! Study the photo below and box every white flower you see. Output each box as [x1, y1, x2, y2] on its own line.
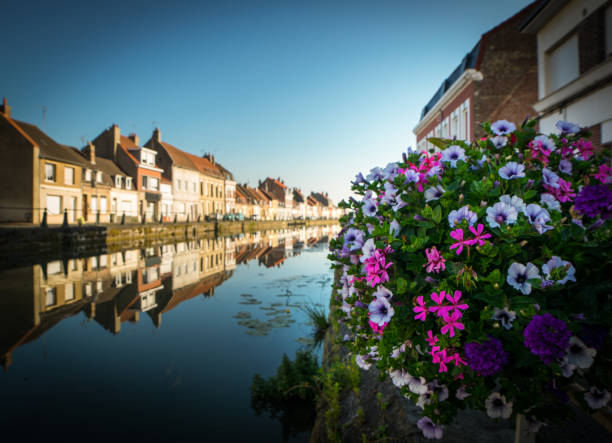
[355, 354, 371, 370]
[584, 387, 610, 409]
[485, 392, 513, 419]
[389, 369, 412, 388]
[566, 336, 596, 369]
[408, 376, 429, 395]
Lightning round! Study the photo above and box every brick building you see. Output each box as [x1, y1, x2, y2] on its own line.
[413, 1, 542, 150]
[521, 0, 612, 151]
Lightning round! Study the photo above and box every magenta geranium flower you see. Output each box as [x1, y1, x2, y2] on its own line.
[413, 295, 428, 322]
[428, 291, 447, 317]
[441, 311, 465, 337]
[450, 229, 470, 255]
[424, 247, 446, 273]
[444, 290, 468, 317]
[466, 223, 491, 246]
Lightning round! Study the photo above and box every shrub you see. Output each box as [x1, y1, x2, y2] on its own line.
[329, 119, 612, 439]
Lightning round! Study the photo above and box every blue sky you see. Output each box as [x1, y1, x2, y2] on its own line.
[2, 0, 533, 203]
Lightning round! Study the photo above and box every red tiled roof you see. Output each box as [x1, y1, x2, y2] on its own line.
[160, 141, 199, 171]
[184, 152, 225, 179]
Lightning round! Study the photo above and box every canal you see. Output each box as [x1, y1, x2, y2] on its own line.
[0, 224, 340, 442]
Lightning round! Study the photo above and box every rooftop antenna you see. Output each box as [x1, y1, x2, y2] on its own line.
[42, 105, 47, 130]
[80, 136, 86, 147]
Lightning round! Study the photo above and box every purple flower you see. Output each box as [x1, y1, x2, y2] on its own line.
[403, 169, 420, 184]
[465, 337, 509, 376]
[352, 172, 366, 185]
[425, 185, 445, 202]
[574, 184, 612, 219]
[584, 387, 610, 409]
[558, 159, 572, 174]
[492, 307, 517, 330]
[441, 145, 466, 168]
[383, 162, 400, 180]
[486, 202, 518, 228]
[417, 417, 443, 440]
[540, 193, 561, 212]
[533, 135, 556, 152]
[542, 167, 560, 188]
[523, 313, 571, 364]
[491, 135, 508, 149]
[366, 167, 384, 182]
[523, 203, 552, 234]
[507, 262, 540, 294]
[499, 162, 525, 180]
[390, 219, 401, 237]
[448, 205, 478, 227]
[499, 194, 526, 213]
[360, 238, 376, 262]
[362, 199, 378, 217]
[556, 120, 580, 134]
[542, 256, 576, 285]
[344, 228, 365, 251]
[491, 120, 516, 136]
[368, 296, 394, 326]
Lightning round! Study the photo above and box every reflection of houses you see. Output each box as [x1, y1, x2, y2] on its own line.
[0, 104, 88, 224]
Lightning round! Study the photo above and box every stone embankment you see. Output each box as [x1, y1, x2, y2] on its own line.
[0, 219, 335, 268]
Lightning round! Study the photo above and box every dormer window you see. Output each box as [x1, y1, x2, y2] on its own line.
[115, 175, 122, 188]
[96, 171, 103, 183]
[85, 169, 92, 182]
[126, 177, 132, 189]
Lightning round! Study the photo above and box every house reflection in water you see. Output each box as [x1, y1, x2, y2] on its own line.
[0, 225, 339, 370]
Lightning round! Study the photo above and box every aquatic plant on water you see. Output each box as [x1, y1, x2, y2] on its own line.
[329, 119, 612, 439]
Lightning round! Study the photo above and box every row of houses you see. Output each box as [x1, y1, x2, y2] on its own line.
[0, 105, 341, 224]
[414, 0, 611, 153]
[0, 224, 340, 371]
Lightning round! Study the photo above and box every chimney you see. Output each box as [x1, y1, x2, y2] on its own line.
[88, 141, 96, 165]
[128, 133, 139, 146]
[153, 127, 162, 143]
[1, 98, 11, 118]
[111, 124, 120, 161]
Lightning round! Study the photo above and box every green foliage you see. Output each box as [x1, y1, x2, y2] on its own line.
[329, 119, 612, 435]
[300, 303, 330, 348]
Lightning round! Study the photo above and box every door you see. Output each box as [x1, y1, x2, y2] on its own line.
[82, 195, 88, 221]
[71, 197, 77, 222]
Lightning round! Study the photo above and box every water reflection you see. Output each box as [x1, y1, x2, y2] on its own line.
[0, 224, 340, 372]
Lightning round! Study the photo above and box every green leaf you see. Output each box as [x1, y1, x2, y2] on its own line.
[432, 205, 442, 224]
[485, 269, 502, 285]
[397, 277, 407, 295]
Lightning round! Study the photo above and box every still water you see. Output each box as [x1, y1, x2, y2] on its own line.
[0, 225, 339, 442]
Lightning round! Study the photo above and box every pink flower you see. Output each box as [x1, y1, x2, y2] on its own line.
[413, 296, 428, 322]
[429, 291, 448, 317]
[431, 347, 454, 373]
[441, 311, 465, 337]
[450, 352, 467, 367]
[424, 247, 446, 273]
[466, 224, 491, 247]
[593, 164, 612, 184]
[574, 139, 594, 160]
[545, 178, 576, 203]
[528, 139, 552, 165]
[369, 319, 388, 334]
[449, 229, 469, 255]
[364, 246, 393, 287]
[444, 290, 469, 318]
[426, 330, 439, 346]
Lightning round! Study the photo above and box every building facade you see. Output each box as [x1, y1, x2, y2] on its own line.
[521, 0, 612, 150]
[413, 1, 542, 150]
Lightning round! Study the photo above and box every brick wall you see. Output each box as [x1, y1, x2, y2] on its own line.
[473, 5, 540, 139]
[416, 83, 474, 142]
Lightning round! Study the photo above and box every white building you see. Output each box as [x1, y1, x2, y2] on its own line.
[522, 0, 612, 148]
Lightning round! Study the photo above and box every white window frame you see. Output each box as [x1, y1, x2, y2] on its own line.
[47, 195, 62, 215]
[96, 171, 103, 183]
[45, 287, 57, 307]
[115, 176, 122, 188]
[64, 166, 74, 185]
[45, 163, 56, 182]
[85, 169, 92, 182]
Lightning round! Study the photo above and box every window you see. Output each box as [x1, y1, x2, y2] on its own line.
[84, 283, 92, 297]
[606, 6, 612, 57]
[96, 171, 103, 183]
[65, 283, 75, 301]
[85, 169, 92, 182]
[47, 195, 61, 215]
[546, 34, 579, 94]
[100, 197, 107, 214]
[65, 167, 74, 185]
[192, 182, 196, 193]
[47, 261, 61, 275]
[149, 177, 159, 191]
[45, 163, 56, 182]
[200, 182, 203, 195]
[142, 176, 148, 189]
[126, 177, 132, 189]
[45, 287, 57, 307]
[112, 198, 117, 213]
[91, 196, 97, 214]
[100, 255, 107, 267]
[115, 176, 122, 188]
[96, 280, 102, 293]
